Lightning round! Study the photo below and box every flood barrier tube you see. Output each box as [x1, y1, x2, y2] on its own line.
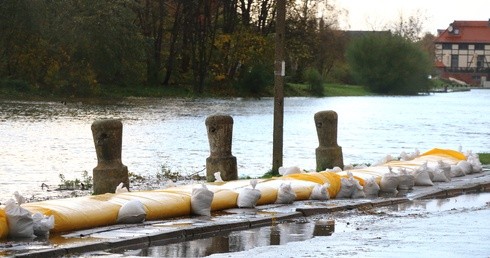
[0, 148, 477, 237]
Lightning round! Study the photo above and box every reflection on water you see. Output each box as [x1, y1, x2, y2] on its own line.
[388, 192, 490, 213]
[116, 218, 335, 257]
[1, 90, 489, 201]
[112, 194, 488, 257]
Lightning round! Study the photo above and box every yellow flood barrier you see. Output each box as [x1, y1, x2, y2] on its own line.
[107, 191, 191, 221]
[22, 194, 121, 233]
[0, 147, 470, 238]
[0, 208, 8, 239]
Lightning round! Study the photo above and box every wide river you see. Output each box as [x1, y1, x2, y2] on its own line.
[1, 89, 489, 201]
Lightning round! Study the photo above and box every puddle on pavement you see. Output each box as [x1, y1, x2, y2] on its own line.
[108, 193, 490, 257]
[111, 218, 336, 257]
[383, 192, 490, 214]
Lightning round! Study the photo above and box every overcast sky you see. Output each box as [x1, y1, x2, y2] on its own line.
[333, 0, 489, 34]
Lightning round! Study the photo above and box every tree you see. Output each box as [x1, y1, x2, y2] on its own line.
[0, 0, 49, 85]
[346, 33, 431, 95]
[284, 0, 345, 82]
[417, 32, 436, 74]
[387, 10, 428, 42]
[133, 0, 168, 86]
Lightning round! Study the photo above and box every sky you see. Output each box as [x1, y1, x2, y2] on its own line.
[333, 0, 489, 35]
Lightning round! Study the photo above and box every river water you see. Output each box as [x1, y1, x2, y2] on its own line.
[0, 90, 489, 201]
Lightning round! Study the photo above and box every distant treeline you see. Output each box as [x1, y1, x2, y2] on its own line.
[0, 0, 350, 97]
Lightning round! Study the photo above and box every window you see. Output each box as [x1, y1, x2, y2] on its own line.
[442, 43, 452, 50]
[459, 44, 468, 50]
[475, 44, 485, 50]
[451, 55, 459, 68]
[477, 55, 486, 69]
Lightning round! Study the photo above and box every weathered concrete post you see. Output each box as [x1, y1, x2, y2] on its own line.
[314, 111, 344, 171]
[91, 119, 129, 194]
[205, 115, 237, 182]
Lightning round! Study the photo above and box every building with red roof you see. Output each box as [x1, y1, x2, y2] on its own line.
[434, 20, 490, 86]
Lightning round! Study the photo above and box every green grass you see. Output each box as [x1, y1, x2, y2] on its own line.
[478, 153, 490, 165]
[324, 83, 373, 96]
[285, 83, 372, 97]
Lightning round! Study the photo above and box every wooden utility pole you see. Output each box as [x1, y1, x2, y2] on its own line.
[272, 0, 286, 173]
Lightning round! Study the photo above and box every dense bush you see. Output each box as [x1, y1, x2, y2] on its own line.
[237, 63, 273, 96]
[0, 79, 30, 91]
[303, 67, 324, 96]
[346, 34, 431, 95]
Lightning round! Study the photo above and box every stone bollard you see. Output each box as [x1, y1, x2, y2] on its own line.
[91, 119, 129, 194]
[314, 111, 344, 171]
[205, 115, 237, 182]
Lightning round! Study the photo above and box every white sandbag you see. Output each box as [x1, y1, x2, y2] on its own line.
[380, 167, 399, 194]
[237, 179, 262, 208]
[343, 164, 368, 170]
[397, 168, 415, 190]
[275, 183, 296, 204]
[14, 191, 26, 205]
[337, 172, 364, 198]
[351, 179, 366, 199]
[191, 184, 214, 216]
[32, 212, 54, 236]
[343, 164, 354, 170]
[115, 182, 129, 193]
[116, 200, 146, 224]
[336, 177, 355, 198]
[432, 167, 451, 182]
[5, 199, 34, 238]
[450, 164, 465, 177]
[468, 155, 483, 173]
[363, 177, 380, 197]
[400, 148, 420, 161]
[433, 160, 451, 181]
[310, 183, 330, 201]
[467, 154, 482, 173]
[278, 166, 302, 176]
[413, 162, 434, 186]
[372, 154, 396, 166]
[214, 172, 224, 182]
[457, 160, 472, 175]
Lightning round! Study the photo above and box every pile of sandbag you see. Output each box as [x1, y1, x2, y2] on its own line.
[0, 148, 484, 239]
[0, 192, 55, 239]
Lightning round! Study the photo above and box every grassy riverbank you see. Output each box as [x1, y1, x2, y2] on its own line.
[0, 80, 372, 101]
[285, 83, 373, 97]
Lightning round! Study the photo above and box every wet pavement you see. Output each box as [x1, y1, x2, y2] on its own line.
[1, 169, 489, 258]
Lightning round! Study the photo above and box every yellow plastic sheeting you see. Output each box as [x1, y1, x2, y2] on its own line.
[255, 185, 278, 205]
[22, 194, 121, 233]
[377, 160, 421, 170]
[333, 148, 467, 189]
[0, 208, 8, 239]
[255, 179, 316, 201]
[108, 191, 191, 220]
[217, 178, 271, 190]
[421, 148, 466, 161]
[284, 172, 331, 185]
[211, 189, 239, 211]
[415, 155, 461, 166]
[160, 185, 238, 212]
[214, 179, 276, 206]
[317, 172, 342, 198]
[336, 171, 381, 185]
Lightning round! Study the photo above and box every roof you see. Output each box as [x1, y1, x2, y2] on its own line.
[434, 20, 490, 44]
